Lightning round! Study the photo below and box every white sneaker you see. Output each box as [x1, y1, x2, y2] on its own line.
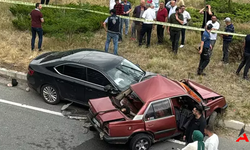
[180, 45, 184, 48]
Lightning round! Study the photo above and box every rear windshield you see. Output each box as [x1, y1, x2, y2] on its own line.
[40, 49, 85, 63]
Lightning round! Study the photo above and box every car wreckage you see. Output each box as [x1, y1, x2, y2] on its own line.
[88, 75, 227, 150]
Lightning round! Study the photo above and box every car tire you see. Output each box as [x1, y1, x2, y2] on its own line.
[208, 111, 218, 128]
[129, 133, 152, 150]
[41, 84, 60, 105]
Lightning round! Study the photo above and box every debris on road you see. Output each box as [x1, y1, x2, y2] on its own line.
[7, 78, 18, 87]
[61, 102, 89, 121]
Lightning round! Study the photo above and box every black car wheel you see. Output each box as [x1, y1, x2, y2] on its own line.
[41, 84, 60, 105]
[208, 111, 218, 128]
[129, 134, 152, 150]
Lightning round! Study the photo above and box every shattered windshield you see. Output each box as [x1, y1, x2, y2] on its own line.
[106, 59, 145, 90]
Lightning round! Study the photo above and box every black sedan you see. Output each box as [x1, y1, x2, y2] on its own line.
[27, 49, 155, 105]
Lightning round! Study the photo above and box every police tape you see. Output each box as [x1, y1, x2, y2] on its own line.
[0, 0, 247, 37]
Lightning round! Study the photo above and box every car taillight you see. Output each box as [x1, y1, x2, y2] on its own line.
[28, 68, 34, 75]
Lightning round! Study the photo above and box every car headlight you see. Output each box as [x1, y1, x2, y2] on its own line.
[92, 118, 101, 128]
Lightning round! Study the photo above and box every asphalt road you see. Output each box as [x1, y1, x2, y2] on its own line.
[0, 77, 249, 150]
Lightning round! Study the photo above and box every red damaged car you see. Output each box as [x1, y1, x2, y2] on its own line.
[87, 75, 227, 150]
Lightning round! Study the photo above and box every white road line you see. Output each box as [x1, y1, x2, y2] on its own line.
[0, 98, 64, 117]
[167, 139, 186, 145]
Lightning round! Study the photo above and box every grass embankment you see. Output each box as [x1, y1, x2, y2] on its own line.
[0, 0, 250, 123]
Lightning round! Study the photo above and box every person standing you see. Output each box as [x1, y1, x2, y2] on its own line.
[236, 34, 250, 80]
[168, 7, 183, 54]
[199, 5, 213, 39]
[197, 24, 213, 76]
[103, 9, 121, 55]
[167, 1, 177, 18]
[220, 17, 234, 64]
[181, 130, 205, 150]
[30, 3, 44, 51]
[41, 0, 49, 5]
[204, 125, 219, 150]
[139, 3, 156, 48]
[133, 0, 147, 41]
[183, 105, 206, 145]
[180, 5, 191, 48]
[206, 15, 220, 56]
[121, 0, 132, 38]
[114, 0, 124, 41]
[156, 1, 168, 44]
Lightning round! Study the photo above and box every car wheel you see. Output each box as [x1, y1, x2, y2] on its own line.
[41, 84, 60, 105]
[208, 111, 218, 128]
[129, 133, 152, 150]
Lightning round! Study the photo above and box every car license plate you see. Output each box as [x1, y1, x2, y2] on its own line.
[92, 118, 100, 128]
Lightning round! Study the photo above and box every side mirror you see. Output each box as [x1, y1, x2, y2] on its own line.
[135, 64, 140, 67]
[204, 106, 210, 111]
[104, 84, 112, 92]
[104, 85, 119, 95]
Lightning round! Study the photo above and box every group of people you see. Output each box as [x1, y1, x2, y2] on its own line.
[179, 105, 219, 150]
[104, 0, 250, 79]
[105, 0, 189, 53]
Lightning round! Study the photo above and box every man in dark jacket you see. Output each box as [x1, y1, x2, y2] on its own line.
[220, 17, 234, 64]
[103, 9, 121, 55]
[197, 24, 213, 76]
[183, 105, 206, 145]
[167, 7, 183, 54]
[133, 0, 146, 41]
[236, 34, 250, 80]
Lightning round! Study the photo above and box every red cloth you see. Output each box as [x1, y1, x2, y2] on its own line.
[114, 3, 124, 15]
[157, 8, 168, 22]
[30, 9, 43, 28]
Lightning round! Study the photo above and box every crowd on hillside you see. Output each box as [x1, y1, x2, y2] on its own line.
[103, 0, 250, 80]
[30, 0, 250, 80]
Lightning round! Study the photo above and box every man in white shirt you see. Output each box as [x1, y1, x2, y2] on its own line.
[180, 5, 191, 48]
[110, 0, 121, 10]
[167, 0, 177, 18]
[206, 15, 220, 56]
[138, 3, 156, 48]
[204, 125, 219, 150]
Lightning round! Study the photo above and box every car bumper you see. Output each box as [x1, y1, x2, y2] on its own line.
[87, 111, 129, 144]
[222, 103, 228, 110]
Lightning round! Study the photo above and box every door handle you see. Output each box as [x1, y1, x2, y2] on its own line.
[86, 88, 93, 92]
[56, 79, 64, 83]
[148, 124, 154, 127]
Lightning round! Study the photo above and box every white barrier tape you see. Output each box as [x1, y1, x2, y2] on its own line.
[0, 0, 247, 37]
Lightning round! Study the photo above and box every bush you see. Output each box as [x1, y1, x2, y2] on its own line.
[9, 3, 109, 39]
[229, 37, 245, 63]
[186, 0, 250, 28]
[207, 0, 250, 23]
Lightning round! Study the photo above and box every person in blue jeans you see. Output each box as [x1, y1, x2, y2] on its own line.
[236, 34, 250, 80]
[30, 3, 44, 51]
[121, 0, 132, 40]
[103, 9, 121, 55]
